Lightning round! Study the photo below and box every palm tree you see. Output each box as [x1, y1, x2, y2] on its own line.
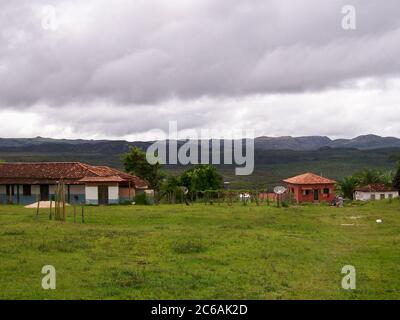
[338, 176, 359, 200]
[160, 176, 181, 203]
[354, 169, 383, 186]
[380, 171, 394, 186]
[393, 162, 400, 195]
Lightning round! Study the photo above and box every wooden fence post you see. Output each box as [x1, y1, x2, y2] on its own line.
[36, 195, 40, 218]
[81, 203, 85, 223]
[49, 200, 53, 220]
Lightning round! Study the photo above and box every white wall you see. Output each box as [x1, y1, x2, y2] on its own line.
[85, 186, 98, 200]
[108, 186, 119, 200]
[355, 191, 399, 201]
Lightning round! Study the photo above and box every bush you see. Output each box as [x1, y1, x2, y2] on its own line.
[134, 193, 148, 205]
[281, 201, 289, 208]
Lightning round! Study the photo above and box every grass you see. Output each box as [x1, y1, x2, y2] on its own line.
[0, 200, 399, 300]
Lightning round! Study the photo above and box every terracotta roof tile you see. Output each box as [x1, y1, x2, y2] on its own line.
[355, 184, 398, 192]
[78, 176, 125, 183]
[0, 162, 148, 189]
[283, 172, 336, 185]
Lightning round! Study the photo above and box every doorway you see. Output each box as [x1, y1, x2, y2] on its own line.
[98, 186, 109, 205]
[40, 185, 50, 201]
[313, 189, 319, 201]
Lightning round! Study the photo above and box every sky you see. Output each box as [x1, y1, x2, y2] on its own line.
[1, 0, 400, 141]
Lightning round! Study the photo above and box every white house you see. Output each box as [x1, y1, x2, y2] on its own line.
[354, 184, 399, 201]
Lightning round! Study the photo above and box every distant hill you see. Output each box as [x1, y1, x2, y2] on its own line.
[1, 134, 400, 152]
[254, 136, 332, 150]
[254, 134, 400, 150]
[327, 134, 400, 150]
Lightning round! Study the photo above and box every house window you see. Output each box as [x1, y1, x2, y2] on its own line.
[6, 185, 14, 196]
[23, 185, 31, 196]
[303, 190, 311, 196]
[389, 194, 393, 199]
[380, 194, 385, 200]
[370, 194, 376, 200]
[323, 188, 330, 195]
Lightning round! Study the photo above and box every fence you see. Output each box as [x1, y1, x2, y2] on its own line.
[156, 189, 293, 206]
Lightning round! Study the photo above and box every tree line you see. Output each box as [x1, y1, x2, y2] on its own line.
[123, 147, 224, 202]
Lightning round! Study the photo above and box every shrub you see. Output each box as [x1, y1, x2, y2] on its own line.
[134, 193, 148, 205]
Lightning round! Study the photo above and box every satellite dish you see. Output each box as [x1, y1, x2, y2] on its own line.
[180, 186, 189, 195]
[274, 186, 287, 195]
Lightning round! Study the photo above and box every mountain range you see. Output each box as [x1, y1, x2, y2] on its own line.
[0, 134, 399, 152]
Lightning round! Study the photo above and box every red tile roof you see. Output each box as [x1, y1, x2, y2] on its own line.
[355, 184, 398, 192]
[0, 162, 148, 188]
[283, 172, 336, 185]
[78, 176, 125, 183]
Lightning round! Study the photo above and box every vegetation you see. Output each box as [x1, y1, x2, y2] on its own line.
[180, 165, 223, 192]
[0, 201, 400, 299]
[337, 176, 359, 200]
[159, 165, 223, 203]
[393, 163, 400, 193]
[123, 147, 164, 190]
[353, 169, 392, 186]
[160, 176, 182, 204]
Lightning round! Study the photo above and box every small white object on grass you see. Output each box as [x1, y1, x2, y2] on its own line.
[376, 219, 382, 224]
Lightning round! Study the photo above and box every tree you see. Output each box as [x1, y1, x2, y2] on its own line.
[160, 175, 181, 203]
[380, 171, 394, 186]
[338, 176, 358, 200]
[180, 165, 223, 192]
[354, 169, 383, 186]
[393, 163, 400, 195]
[123, 147, 164, 190]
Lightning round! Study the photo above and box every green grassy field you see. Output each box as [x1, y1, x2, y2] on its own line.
[0, 201, 399, 300]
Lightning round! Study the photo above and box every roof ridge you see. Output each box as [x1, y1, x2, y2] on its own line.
[283, 172, 336, 184]
[76, 162, 104, 177]
[0, 161, 82, 165]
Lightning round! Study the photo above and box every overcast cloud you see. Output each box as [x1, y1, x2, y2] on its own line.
[0, 0, 400, 139]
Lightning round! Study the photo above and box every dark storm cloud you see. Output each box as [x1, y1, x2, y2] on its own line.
[1, 0, 400, 107]
[1, 0, 400, 140]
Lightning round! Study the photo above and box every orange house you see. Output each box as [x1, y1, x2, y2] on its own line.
[283, 172, 336, 204]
